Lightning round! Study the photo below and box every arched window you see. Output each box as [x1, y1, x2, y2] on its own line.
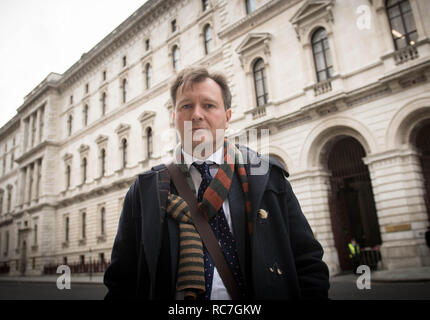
[101, 92, 107, 116]
[101, 149, 106, 177]
[145, 63, 152, 89]
[311, 28, 333, 82]
[82, 157, 87, 184]
[246, 0, 256, 14]
[172, 46, 179, 71]
[253, 59, 268, 107]
[386, 0, 417, 49]
[100, 207, 106, 235]
[204, 24, 213, 55]
[67, 115, 73, 136]
[147, 127, 153, 158]
[121, 138, 127, 168]
[122, 78, 127, 103]
[66, 165, 71, 189]
[202, 0, 209, 11]
[83, 105, 89, 126]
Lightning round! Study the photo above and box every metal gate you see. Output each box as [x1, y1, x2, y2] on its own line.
[327, 137, 382, 271]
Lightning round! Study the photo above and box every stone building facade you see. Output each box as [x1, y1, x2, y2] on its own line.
[0, 0, 429, 277]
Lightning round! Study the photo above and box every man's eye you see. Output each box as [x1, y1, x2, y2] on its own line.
[206, 104, 215, 109]
[181, 104, 192, 109]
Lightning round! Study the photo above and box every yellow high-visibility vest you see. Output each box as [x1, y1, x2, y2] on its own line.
[348, 243, 360, 258]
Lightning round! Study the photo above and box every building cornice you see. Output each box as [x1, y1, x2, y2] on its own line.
[218, 0, 299, 40]
[58, 0, 171, 91]
[17, 73, 61, 114]
[15, 141, 60, 164]
[0, 114, 20, 138]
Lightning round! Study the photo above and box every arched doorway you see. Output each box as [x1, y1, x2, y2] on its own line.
[325, 136, 382, 271]
[412, 121, 430, 222]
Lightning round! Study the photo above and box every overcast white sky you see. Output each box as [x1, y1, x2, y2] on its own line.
[0, 0, 147, 128]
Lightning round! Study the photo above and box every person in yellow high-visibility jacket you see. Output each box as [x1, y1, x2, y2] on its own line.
[348, 238, 361, 272]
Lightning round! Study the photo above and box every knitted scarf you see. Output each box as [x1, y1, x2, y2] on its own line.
[166, 139, 251, 299]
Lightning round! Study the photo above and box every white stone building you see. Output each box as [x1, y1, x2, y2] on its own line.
[0, 0, 429, 277]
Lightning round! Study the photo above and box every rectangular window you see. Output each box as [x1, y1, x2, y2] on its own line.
[85, 83, 89, 94]
[171, 19, 177, 33]
[65, 216, 69, 242]
[103, 70, 107, 81]
[81, 212, 86, 239]
[122, 56, 127, 67]
[145, 39, 150, 51]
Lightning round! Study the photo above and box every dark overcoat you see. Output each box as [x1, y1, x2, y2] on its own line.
[104, 147, 330, 299]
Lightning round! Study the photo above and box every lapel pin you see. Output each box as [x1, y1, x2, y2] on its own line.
[258, 209, 268, 220]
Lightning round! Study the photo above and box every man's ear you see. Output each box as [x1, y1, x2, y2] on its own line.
[225, 108, 232, 129]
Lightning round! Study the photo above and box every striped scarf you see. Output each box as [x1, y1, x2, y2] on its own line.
[166, 139, 251, 299]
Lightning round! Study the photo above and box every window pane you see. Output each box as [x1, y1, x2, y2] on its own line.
[318, 70, 327, 82]
[246, 0, 256, 14]
[323, 39, 330, 50]
[395, 37, 407, 49]
[403, 11, 417, 34]
[312, 29, 326, 43]
[391, 16, 406, 37]
[313, 42, 323, 54]
[401, 0, 411, 13]
[388, 6, 400, 19]
[325, 48, 332, 67]
[314, 52, 326, 71]
[256, 79, 264, 97]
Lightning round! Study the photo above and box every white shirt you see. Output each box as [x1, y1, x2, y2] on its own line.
[181, 146, 232, 300]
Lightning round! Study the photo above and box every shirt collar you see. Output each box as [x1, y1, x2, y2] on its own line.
[182, 145, 224, 170]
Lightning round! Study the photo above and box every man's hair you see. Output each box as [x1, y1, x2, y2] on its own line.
[170, 66, 232, 110]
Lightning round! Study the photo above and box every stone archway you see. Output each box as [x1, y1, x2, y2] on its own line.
[324, 136, 382, 271]
[410, 120, 430, 223]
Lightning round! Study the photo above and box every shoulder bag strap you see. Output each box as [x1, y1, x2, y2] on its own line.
[166, 162, 241, 300]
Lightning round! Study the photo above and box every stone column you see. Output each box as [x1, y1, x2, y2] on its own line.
[289, 168, 340, 275]
[35, 109, 40, 146]
[364, 147, 430, 270]
[29, 114, 34, 148]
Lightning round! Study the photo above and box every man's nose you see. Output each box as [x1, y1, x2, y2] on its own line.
[191, 104, 204, 121]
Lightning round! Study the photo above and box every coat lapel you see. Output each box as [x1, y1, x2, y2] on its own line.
[245, 153, 271, 226]
[228, 171, 247, 283]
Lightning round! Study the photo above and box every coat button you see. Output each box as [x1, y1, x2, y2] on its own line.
[268, 266, 274, 273]
[276, 267, 283, 276]
[259, 209, 268, 219]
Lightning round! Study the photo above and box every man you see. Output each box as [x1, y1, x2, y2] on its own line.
[348, 238, 361, 272]
[104, 67, 330, 300]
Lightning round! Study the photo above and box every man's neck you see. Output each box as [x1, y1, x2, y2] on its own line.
[182, 144, 224, 168]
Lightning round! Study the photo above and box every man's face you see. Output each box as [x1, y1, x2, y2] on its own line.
[173, 78, 232, 157]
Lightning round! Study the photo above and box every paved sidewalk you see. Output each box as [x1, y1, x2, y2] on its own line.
[330, 266, 430, 283]
[1, 266, 429, 285]
[371, 266, 430, 282]
[0, 274, 104, 284]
